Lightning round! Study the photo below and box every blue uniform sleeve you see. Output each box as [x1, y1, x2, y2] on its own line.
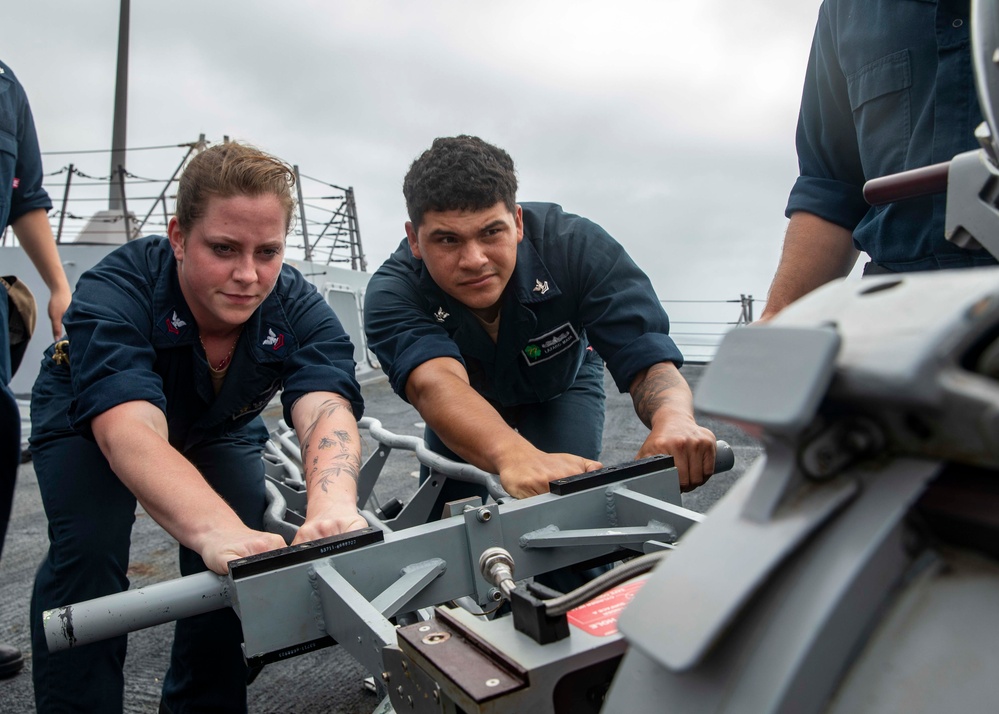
[0, 64, 53, 227]
[785, 4, 870, 231]
[65, 247, 167, 432]
[559, 213, 684, 393]
[277, 273, 364, 427]
[363, 248, 464, 401]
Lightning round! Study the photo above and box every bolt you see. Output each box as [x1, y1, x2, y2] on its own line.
[421, 632, 451, 645]
[397, 685, 405, 695]
[433, 690, 440, 702]
[418, 625, 431, 632]
[401, 661, 408, 671]
[476, 508, 492, 523]
[845, 427, 875, 453]
[381, 671, 390, 683]
[408, 695, 414, 707]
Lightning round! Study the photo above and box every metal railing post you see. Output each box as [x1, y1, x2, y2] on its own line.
[293, 165, 311, 262]
[56, 163, 74, 243]
[116, 164, 134, 239]
[136, 134, 204, 235]
[346, 186, 366, 271]
[737, 294, 754, 325]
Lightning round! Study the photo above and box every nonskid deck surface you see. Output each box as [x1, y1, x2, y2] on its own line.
[0, 365, 761, 713]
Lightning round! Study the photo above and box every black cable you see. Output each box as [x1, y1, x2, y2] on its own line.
[544, 551, 669, 617]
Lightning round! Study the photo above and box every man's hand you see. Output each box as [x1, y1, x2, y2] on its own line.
[497, 446, 602, 499]
[406, 358, 603, 497]
[198, 525, 288, 575]
[637, 413, 716, 492]
[630, 361, 717, 492]
[405, 358, 606, 498]
[292, 504, 368, 545]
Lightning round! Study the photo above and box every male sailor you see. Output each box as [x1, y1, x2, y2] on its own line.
[364, 134, 715, 518]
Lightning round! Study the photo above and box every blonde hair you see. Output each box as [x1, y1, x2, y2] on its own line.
[175, 142, 296, 233]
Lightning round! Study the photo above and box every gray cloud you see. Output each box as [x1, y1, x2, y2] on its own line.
[5, 0, 824, 324]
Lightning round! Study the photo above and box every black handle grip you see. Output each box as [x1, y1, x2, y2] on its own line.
[549, 440, 735, 496]
[863, 161, 950, 206]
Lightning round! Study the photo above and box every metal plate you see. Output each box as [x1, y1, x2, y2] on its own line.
[695, 326, 841, 436]
[396, 612, 527, 704]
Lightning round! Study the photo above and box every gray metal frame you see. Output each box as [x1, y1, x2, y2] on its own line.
[43, 423, 732, 674]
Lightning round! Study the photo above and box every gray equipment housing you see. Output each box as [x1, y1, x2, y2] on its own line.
[606, 270, 999, 714]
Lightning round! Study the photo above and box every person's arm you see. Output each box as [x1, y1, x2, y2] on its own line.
[91, 400, 286, 575]
[11, 208, 71, 341]
[758, 212, 858, 322]
[629, 362, 716, 491]
[405, 357, 602, 498]
[290, 391, 367, 544]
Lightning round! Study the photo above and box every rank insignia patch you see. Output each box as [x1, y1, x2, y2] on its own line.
[157, 307, 190, 341]
[263, 327, 286, 352]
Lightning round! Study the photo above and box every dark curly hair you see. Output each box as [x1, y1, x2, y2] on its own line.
[403, 135, 518, 228]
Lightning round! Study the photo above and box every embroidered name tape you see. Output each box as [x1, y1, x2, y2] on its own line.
[522, 322, 579, 365]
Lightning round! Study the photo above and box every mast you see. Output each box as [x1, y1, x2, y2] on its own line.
[109, 0, 129, 212]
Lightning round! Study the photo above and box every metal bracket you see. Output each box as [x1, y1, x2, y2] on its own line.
[464, 504, 505, 605]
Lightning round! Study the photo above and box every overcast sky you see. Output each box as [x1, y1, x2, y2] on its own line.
[4, 0, 825, 335]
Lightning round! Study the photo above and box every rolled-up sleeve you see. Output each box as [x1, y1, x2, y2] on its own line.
[278, 276, 364, 426]
[363, 263, 464, 401]
[785, 5, 870, 230]
[66, 256, 166, 432]
[7, 72, 52, 225]
[565, 217, 683, 393]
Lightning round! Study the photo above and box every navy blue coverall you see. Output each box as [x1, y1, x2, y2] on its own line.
[29, 236, 363, 713]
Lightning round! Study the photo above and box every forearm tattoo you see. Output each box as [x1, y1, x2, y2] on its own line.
[632, 364, 682, 428]
[300, 399, 361, 493]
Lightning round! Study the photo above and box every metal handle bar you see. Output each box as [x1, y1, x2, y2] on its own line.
[358, 416, 511, 501]
[357, 418, 734, 500]
[863, 160, 950, 206]
[42, 571, 229, 652]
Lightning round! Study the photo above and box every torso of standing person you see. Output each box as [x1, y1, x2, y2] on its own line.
[786, 0, 997, 271]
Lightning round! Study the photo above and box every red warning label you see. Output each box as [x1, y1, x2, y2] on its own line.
[566, 577, 649, 637]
